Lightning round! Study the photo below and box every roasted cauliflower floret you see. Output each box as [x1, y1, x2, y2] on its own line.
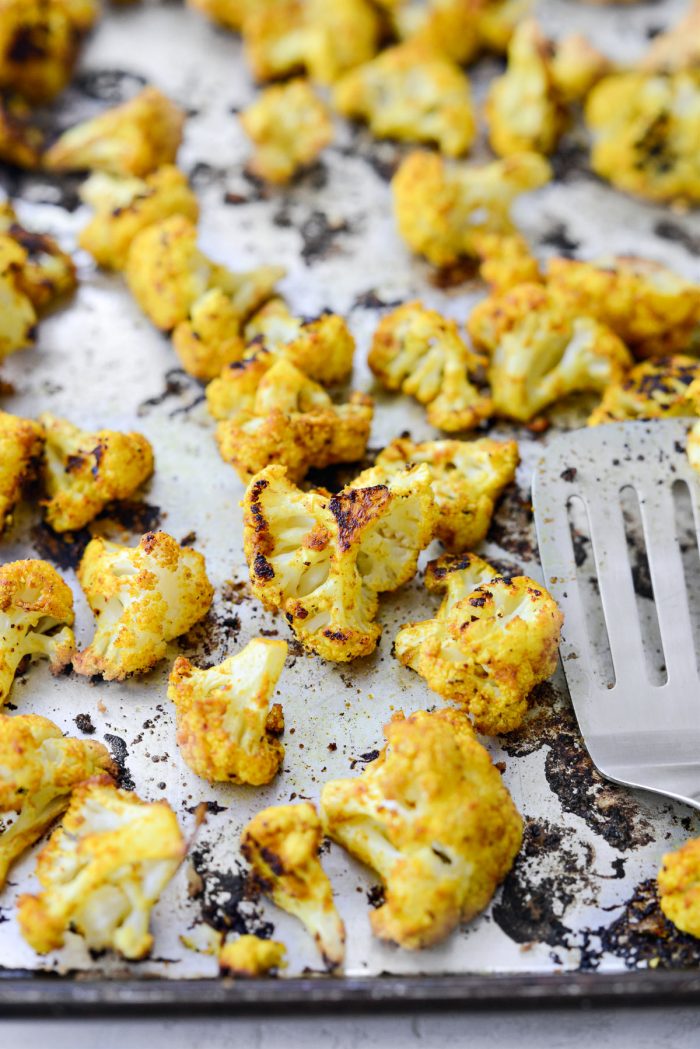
[43, 87, 186, 177]
[172, 288, 246, 381]
[78, 165, 199, 271]
[0, 411, 44, 533]
[241, 802, 345, 969]
[0, 559, 75, 706]
[332, 41, 476, 157]
[405, 0, 530, 65]
[242, 0, 380, 85]
[657, 837, 700, 939]
[474, 231, 541, 292]
[640, 0, 700, 75]
[0, 98, 44, 168]
[392, 150, 550, 268]
[354, 436, 519, 552]
[0, 236, 37, 359]
[586, 71, 700, 205]
[0, 0, 97, 103]
[321, 708, 523, 948]
[394, 553, 563, 734]
[0, 211, 77, 314]
[0, 713, 115, 888]
[219, 934, 287, 976]
[243, 463, 436, 661]
[73, 531, 214, 681]
[244, 298, 355, 386]
[168, 638, 287, 785]
[588, 356, 700, 426]
[368, 301, 492, 432]
[241, 78, 333, 184]
[17, 781, 186, 959]
[468, 282, 632, 422]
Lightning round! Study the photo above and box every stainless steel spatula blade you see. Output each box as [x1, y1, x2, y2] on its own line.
[532, 419, 700, 810]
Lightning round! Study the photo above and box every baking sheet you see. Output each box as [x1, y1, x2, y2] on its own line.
[2, 0, 700, 989]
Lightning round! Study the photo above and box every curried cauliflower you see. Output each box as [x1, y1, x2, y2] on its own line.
[588, 356, 700, 426]
[320, 708, 523, 949]
[0, 208, 77, 314]
[208, 351, 373, 483]
[241, 78, 333, 184]
[0, 411, 44, 533]
[17, 781, 186, 959]
[241, 802, 345, 969]
[0, 713, 115, 888]
[468, 282, 632, 422]
[658, 837, 700, 939]
[332, 41, 476, 157]
[39, 412, 154, 533]
[0, 98, 44, 168]
[394, 553, 563, 734]
[244, 298, 355, 386]
[640, 1, 700, 75]
[354, 436, 519, 552]
[0, 559, 75, 707]
[474, 231, 541, 292]
[219, 934, 287, 976]
[0, 235, 37, 360]
[368, 301, 492, 432]
[73, 531, 214, 681]
[403, 0, 531, 66]
[585, 71, 700, 205]
[172, 288, 246, 381]
[242, 463, 436, 661]
[392, 150, 550, 268]
[168, 638, 287, 785]
[43, 87, 186, 177]
[242, 0, 380, 85]
[78, 165, 199, 271]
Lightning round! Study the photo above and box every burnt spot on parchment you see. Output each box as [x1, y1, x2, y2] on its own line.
[72, 68, 148, 105]
[549, 137, 595, 185]
[598, 879, 700, 969]
[30, 521, 91, 569]
[654, 220, 700, 257]
[539, 221, 580, 257]
[103, 733, 136, 791]
[178, 584, 243, 664]
[0, 170, 84, 212]
[190, 842, 273, 938]
[299, 210, 352, 265]
[333, 130, 402, 183]
[137, 368, 204, 417]
[351, 289, 404, 311]
[99, 500, 162, 536]
[487, 486, 538, 563]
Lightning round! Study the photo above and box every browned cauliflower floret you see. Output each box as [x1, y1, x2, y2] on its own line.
[43, 87, 186, 177]
[242, 0, 380, 84]
[0, 713, 115, 888]
[243, 463, 436, 661]
[241, 78, 333, 184]
[394, 553, 563, 734]
[168, 637, 287, 785]
[321, 708, 523, 948]
[73, 531, 214, 681]
[0, 235, 37, 359]
[219, 935, 287, 976]
[0, 213, 77, 315]
[0, 0, 97, 103]
[78, 165, 199, 271]
[241, 802, 345, 969]
[354, 436, 518, 552]
[586, 71, 700, 205]
[0, 411, 44, 533]
[474, 230, 541, 292]
[17, 781, 186, 959]
[368, 301, 492, 432]
[0, 559, 75, 706]
[657, 837, 700, 939]
[39, 412, 154, 533]
[0, 98, 44, 168]
[403, 0, 530, 65]
[588, 356, 700, 426]
[172, 288, 246, 380]
[187, 0, 255, 30]
[244, 298, 355, 386]
[392, 150, 550, 268]
[640, 0, 700, 75]
[468, 282, 632, 422]
[332, 41, 476, 157]
[207, 351, 373, 483]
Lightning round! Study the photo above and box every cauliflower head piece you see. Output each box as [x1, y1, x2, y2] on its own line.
[243, 463, 437, 661]
[0, 235, 38, 360]
[392, 149, 550, 268]
[0, 0, 97, 103]
[0, 559, 75, 706]
[355, 435, 519, 552]
[219, 934, 287, 976]
[403, 0, 530, 65]
[321, 708, 523, 949]
[0, 97, 44, 169]
[241, 801, 345, 969]
[168, 638, 287, 785]
[368, 301, 492, 432]
[39, 412, 154, 533]
[640, 0, 700, 75]
[244, 298, 355, 386]
[658, 837, 700, 939]
[394, 553, 563, 734]
[0, 411, 44, 533]
[588, 356, 700, 426]
[73, 531, 214, 681]
[43, 87, 186, 177]
[241, 78, 333, 184]
[0, 215, 77, 315]
[17, 781, 186, 959]
[474, 231, 541, 292]
[0, 713, 115, 888]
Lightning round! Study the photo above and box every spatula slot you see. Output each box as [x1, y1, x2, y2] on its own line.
[671, 478, 700, 678]
[566, 493, 615, 691]
[619, 485, 667, 687]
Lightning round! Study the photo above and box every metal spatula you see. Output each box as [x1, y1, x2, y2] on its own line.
[532, 418, 700, 811]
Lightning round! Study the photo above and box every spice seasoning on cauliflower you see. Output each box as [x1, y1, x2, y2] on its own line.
[403, 0, 530, 66]
[0, 236, 38, 359]
[17, 781, 186, 959]
[0, 713, 116, 888]
[468, 282, 632, 422]
[242, 463, 437, 661]
[588, 356, 700, 426]
[173, 288, 247, 380]
[474, 231, 541, 292]
[0, 411, 44, 533]
[0, 559, 75, 706]
[332, 41, 476, 157]
[244, 298, 355, 386]
[168, 638, 287, 785]
[658, 837, 700, 939]
[219, 935, 287, 977]
[392, 150, 550, 269]
[0, 0, 98, 103]
[640, 0, 700, 75]
[394, 553, 563, 734]
[0, 98, 44, 168]
[241, 79, 333, 184]
[241, 802, 345, 969]
[368, 301, 492, 432]
[78, 165, 199, 270]
[0, 207, 77, 314]
[321, 708, 523, 949]
[39, 412, 154, 533]
[353, 436, 519, 552]
[43, 86, 186, 177]
[73, 531, 214, 681]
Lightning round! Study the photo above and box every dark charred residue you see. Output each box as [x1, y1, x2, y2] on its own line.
[333, 132, 401, 183]
[299, 211, 352, 265]
[570, 527, 590, 568]
[468, 594, 488, 608]
[330, 485, 389, 551]
[180, 531, 197, 547]
[351, 289, 404, 311]
[30, 521, 91, 570]
[190, 843, 273, 938]
[540, 222, 580, 257]
[137, 368, 203, 417]
[259, 846, 285, 877]
[429, 258, 480, 289]
[0, 171, 84, 212]
[560, 467, 577, 482]
[8, 27, 47, 62]
[349, 750, 380, 770]
[185, 800, 228, 815]
[598, 879, 700, 970]
[100, 499, 162, 535]
[74, 713, 95, 735]
[178, 591, 241, 663]
[486, 486, 537, 563]
[653, 220, 700, 257]
[305, 447, 381, 494]
[103, 734, 136, 791]
[290, 160, 328, 191]
[367, 884, 385, 909]
[253, 553, 274, 580]
[549, 138, 594, 184]
[73, 68, 148, 104]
